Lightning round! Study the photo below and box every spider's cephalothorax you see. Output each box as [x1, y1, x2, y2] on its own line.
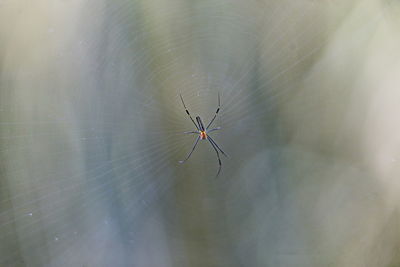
[179, 93, 227, 177]
[199, 131, 207, 140]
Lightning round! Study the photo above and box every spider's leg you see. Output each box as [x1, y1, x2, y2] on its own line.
[207, 127, 221, 133]
[206, 92, 221, 130]
[207, 136, 228, 157]
[180, 94, 199, 130]
[208, 139, 222, 177]
[179, 136, 200, 164]
[183, 131, 199, 134]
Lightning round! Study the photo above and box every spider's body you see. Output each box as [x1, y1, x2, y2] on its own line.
[195, 116, 208, 139]
[200, 130, 207, 140]
[179, 93, 227, 177]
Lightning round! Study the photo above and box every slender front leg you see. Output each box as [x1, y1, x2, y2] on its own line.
[208, 136, 227, 157]
[208, 139, 222, 177]
[179, 136, 200, 163]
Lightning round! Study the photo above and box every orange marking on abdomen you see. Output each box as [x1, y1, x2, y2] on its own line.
[200, 131, 207, 140]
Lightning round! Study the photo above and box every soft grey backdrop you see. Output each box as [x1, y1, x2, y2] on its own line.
[1, 0, 400, 266]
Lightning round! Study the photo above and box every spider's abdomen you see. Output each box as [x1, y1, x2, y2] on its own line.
[200, 131, 207, 140]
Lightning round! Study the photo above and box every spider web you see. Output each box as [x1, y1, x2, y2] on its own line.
[1, 0, 399, 266]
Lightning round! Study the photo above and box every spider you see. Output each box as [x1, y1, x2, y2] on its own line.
[179, 93, 227, 177]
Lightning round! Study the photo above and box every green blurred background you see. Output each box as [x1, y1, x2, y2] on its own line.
[1, 0, 400, 266]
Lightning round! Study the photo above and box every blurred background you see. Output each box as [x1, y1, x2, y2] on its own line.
[1, 0, 400, 266]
